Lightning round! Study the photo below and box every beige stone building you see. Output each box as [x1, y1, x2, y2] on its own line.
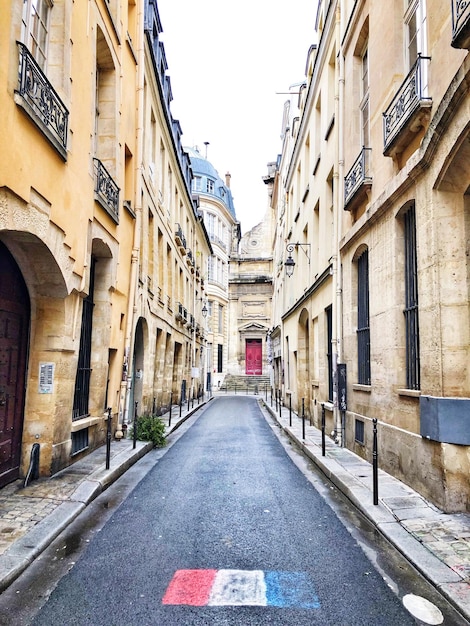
[127, 5, 212, 422]
[185, 147, 239, 392]
[271, 0, 470, 511]
[227, 200, 274, 381]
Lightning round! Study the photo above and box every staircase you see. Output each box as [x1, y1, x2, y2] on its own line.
[219, 374, 271, 393]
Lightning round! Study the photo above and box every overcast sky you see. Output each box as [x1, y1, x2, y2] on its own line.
[157, 0, 318, 235]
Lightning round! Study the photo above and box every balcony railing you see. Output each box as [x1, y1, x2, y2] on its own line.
[93, 158, 120, 221]
[344, 148, 372, 210]
[209, 233, 227, 251]
[176, 302, 187, 323]
[452, 0, 470, 48]
[15, 42, 69, 159]
[383, 56, 432, 156]
[175, 223, 187, 250]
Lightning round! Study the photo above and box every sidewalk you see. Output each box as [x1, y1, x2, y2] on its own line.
[0, 393, 469, 622]
[260, 395, 470, 621]
[0, 396, 210, 594]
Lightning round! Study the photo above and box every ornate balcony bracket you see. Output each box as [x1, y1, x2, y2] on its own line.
[383, 56, 432, 158]
[344, 148, 372, 210]
[15, 42, 69, 160]
[93, 158, 120, 222]
[451, 0, 470, 49]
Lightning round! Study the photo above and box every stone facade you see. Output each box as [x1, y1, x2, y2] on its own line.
[270, 0, 470, 511]
[228, 215, 274, 378]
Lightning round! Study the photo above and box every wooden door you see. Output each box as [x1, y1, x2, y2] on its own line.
[245, 339, 262, 375]
[0, 243, 29, 487]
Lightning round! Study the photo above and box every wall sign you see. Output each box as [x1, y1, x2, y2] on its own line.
[39, 362, 55, 394]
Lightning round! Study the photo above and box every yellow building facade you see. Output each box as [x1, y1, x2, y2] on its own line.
[0, 0, 211, 487]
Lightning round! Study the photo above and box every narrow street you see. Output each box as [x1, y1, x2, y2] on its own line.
[2, 396, 465, 625]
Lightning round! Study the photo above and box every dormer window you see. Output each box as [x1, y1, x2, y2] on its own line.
[193, 176, 202, 192]
[206, 179, 214, 193]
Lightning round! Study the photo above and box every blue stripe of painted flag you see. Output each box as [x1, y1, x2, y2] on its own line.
[264, 571, 320, 608]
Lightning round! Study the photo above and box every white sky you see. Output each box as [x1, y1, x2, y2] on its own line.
[157, 0, 318, 235]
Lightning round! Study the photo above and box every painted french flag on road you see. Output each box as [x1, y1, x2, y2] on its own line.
[162, 569, 320, 608]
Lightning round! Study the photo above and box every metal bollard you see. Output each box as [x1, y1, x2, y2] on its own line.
[289, 394, 292, 427]
[265, 383, 267, 402]
[179, 397, 182, 418]
[169, 392, 173, 427]
[105, 407, 112, 469]
[302, 398, 305, 440]
[270, 387, 273, 407]
[373, 418, 378, 505]
[321, 403, 326, 456]
[278, 389, 282, 418]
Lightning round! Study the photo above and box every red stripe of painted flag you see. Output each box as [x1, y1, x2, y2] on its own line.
[162, 569, 218, 606]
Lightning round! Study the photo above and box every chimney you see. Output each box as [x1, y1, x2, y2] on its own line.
[225, 171, 231, 188]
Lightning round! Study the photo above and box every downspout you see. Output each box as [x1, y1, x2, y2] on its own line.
[332, 0, 343, 444]
[118, 1, 144, 436]
[337, 0, 345, 446]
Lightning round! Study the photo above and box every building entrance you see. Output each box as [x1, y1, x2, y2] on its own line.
[0, 242, 30, 487]
[245, 338, 262, 375]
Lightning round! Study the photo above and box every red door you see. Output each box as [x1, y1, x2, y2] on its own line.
[245, 339, 262, 375]
[0, 242, 29, 487]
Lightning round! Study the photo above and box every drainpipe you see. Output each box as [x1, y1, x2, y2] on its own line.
[332, 0, 344, 445]
[118, 1, 144, 437]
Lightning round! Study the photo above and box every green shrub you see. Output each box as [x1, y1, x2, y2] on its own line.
[128, 413, 166, 447]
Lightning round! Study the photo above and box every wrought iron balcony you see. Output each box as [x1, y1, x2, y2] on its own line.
[186, 249, 195, 271]
[175, 223, 186, 250]
[15, 42, 69, 159]
[209, 233, 227, 251]
[383, 56, 432, 157]
[452, 0, 470, 48]
[344, 148, 372, 210]
[93, 158, 120, 221]
[176, 302, 188, 323]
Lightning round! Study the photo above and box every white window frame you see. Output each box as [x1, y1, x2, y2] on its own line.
[404, 0, 427, 70]
[22, 0, 53, 71]
[360, 45, 370, 148]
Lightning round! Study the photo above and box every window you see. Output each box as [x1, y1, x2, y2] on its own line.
[403, 204, 420, 389]
[357, 249, 371, 385]
[73, 257, 96, 420]
[207, 179, 214, 194]
[218, 304, 223, 334]
[405, 0, 427, 70]
[193, 176, 202, 192]
[326, 306, 333, 402]
[355, 419, 365, 445]
[361, 47, 370, 149]
[21, 0, 52, 71]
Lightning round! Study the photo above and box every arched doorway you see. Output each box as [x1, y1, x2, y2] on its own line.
[0, 242, 30, 486]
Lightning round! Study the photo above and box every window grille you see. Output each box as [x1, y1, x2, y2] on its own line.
[404, 205, 420, 389]
[72, 257, 96, 420]
[357, 249, 371, 385]
[326, 306, 333, 401]
[355, 419, 365, 444]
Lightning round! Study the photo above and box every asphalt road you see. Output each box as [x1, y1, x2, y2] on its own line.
[30, 396, 417, 625]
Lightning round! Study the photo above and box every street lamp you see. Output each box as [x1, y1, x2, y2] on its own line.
[285, 243, 311, 277]
[202, 302, 208, 317]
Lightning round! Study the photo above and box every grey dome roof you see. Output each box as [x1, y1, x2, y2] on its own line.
[186, 146, 237, 219]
